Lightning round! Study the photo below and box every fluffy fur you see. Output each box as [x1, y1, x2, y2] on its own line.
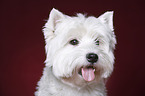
[35, 8, 116, 96]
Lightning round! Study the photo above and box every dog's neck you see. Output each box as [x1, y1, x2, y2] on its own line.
[36, 67, 106, 96]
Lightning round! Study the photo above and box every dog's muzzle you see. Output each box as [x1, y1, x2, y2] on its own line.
[78, 53, 98, 82]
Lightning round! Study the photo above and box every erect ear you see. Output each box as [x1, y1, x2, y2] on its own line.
[98, 11, 114, 31]
[43, 8, 65, 40]
[45, 8, 65, 31]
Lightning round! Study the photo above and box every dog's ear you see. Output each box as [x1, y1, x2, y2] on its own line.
[99, 12, 116, 50]
[46, 8, 65, 31]
[43, 8, 65, 40]
[98, 11, 114, 31]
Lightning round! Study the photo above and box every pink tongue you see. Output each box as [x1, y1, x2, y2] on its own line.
[81, 68, 95, 82]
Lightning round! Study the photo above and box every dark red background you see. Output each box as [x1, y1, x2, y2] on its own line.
[1, 0, 145, 96]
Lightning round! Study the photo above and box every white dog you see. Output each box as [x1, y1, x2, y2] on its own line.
[35, 8, 116, 96]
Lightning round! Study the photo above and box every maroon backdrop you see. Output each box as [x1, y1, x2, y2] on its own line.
[1, 0, 145, 96]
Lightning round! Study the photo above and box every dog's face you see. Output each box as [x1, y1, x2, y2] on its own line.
[43, 9, 116, 88]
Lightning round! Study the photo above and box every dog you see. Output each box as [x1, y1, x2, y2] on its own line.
[35, 8, 116, 96]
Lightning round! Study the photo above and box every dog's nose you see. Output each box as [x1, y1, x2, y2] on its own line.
[86, 53, 98, 64]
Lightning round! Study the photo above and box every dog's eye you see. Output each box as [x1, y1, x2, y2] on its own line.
[69, 39, 79, 45]
[95, 40, 99, 45]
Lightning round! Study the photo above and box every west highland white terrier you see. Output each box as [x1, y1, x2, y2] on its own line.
[35, 8, 116, 96]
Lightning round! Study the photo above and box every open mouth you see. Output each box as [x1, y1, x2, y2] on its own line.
[78, 65, 96, 82]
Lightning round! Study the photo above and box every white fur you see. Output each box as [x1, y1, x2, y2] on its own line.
[35, 8, 116, 96]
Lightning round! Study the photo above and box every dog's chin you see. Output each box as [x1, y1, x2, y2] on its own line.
[61, 64, 102, 88]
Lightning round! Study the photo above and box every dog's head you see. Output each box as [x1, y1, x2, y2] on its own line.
[43, 8, 116, 88]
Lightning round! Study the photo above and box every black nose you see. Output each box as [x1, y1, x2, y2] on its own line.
[86, 53, 98, 64]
